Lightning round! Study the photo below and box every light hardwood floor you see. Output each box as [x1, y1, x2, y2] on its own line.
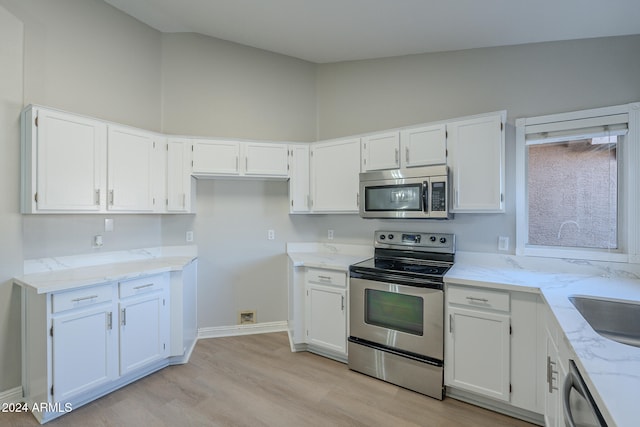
[4, 332, 535, 426]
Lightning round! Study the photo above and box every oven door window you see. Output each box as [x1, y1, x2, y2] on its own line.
[365, 289, 424, 335]
[364, 184, 423, 212]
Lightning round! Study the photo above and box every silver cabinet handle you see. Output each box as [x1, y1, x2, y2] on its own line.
[466, 296, 489, 303]
[72, 295, 98, 303]
[121, 308, 126, 326]
[245, 156, 248, 171]
[341, 295, 345, 311]
[547, 356, 558, 392]
[106, 312, 113, 330]
[133, 283, 154, 290]
[235, 156, 238, 171]
[394, 148, 399, 165]
[406, 147, 410, 163]
[109, 190, 114, 205]
[95, 189, 100, 205]
[449, 314, 453, 333]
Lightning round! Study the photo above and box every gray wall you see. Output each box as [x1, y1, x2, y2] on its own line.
[0, 4, 24, 394]
[1, 0, 640, 396]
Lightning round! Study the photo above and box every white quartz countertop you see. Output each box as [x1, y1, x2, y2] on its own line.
[286, 242, 373, 271]
[15, 246, 197, 294]
[446, 252, 640, 427]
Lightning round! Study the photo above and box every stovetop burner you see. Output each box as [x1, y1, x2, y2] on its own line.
[371, 259, 451, 276]
[349, 230, 455, 282]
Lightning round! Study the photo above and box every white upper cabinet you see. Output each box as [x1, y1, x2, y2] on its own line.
[360, 124, 447, 172]
[310, 138, 361, 213]
[22, 106, 106, 213]
[244, 142, 289, 177]
[191, 139, 288, 178]
[361, 132, 400, 171]
[288, 144, 311, 213]
[191, 140, 241, 176]
[400, 124, 447, 167]
[107, 125, 159, 212]
[166, 139, 194, 213]
[447, 112, 506, 213]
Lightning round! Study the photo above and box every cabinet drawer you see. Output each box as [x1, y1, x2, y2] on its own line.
[52, 284, 113, 313]
[306, 268, 346, 287]
[448, 285, 510, 312]
[119, 274, 165, 299]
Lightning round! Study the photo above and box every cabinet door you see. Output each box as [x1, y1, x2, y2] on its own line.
[191, 140, 240, 176]
[306, 284, 347, 354]
[119, 291, 168, 375]
[400, 124, 446, 167]
[447, 113, 505, 212]
[446, 306, 510, 401]
[107, 126, 157, 212]
[33, 108, 105, 212]
[244, 142, 289, 177]
[52, 306, 117, 402]
[289, 144, 310, 213]
[361, 132, 400, 171]
[310, 138, 361, 212]
[166, 139, 193, 213]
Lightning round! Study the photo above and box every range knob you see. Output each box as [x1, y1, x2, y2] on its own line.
[440, 237, 447, 244]
[379, 234, 386, 240]
[430, 236, 436, 242]
[388, 234, 394, 240]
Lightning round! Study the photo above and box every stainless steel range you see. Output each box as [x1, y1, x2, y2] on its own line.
[348, 230, 455, 400]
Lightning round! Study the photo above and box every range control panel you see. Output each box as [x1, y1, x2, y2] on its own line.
[374, 230, 455, 253]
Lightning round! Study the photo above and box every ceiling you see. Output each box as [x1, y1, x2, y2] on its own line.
[103, 0, 640, 64]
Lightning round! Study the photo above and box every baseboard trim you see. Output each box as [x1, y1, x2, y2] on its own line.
[446, 386, 545, 426]
[0, 386, 23, 405]
[198, 321, 288, 339]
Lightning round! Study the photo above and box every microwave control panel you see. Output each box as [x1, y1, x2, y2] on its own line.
[431, 181, 447, 212]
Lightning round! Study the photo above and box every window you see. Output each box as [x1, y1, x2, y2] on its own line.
[516, 103, 639, 262]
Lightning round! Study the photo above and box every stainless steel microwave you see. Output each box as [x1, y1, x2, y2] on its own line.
[359, 165, 452, 219]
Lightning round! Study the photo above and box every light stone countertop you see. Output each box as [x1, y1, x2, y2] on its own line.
[286, 242, 373, 271]
[15, 246, 197, 294]
[446, 251, 640, 427]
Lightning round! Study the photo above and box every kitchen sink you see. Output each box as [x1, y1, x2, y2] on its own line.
[569, 295, 640, 348]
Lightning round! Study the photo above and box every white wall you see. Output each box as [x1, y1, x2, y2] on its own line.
[0, 3, 24, 394]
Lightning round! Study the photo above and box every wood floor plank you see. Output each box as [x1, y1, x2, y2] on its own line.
[2, 332, 536, 426]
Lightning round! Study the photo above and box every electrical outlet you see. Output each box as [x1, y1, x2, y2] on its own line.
[498, 236, 509, 251]
[186, 231, 194, 242]
[93, 235, 103, 247]
[328, 229, 334, 240]
[268, 229, 275, 240]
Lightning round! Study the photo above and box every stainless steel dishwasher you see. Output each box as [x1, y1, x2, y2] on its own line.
[563, 360, 608, 427]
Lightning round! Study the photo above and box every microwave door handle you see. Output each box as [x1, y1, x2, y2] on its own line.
[423, 181, 429, 215]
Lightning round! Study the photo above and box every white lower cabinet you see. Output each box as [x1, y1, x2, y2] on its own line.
[290, 267, 348, 360]
[445, 283, 544, 422]
[446, 304, 511, 401]
[21, 272, 175, 424]
[118, 275, 169, 375]
[306, 284, 347, 354]
[52, 304, 118, 403]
